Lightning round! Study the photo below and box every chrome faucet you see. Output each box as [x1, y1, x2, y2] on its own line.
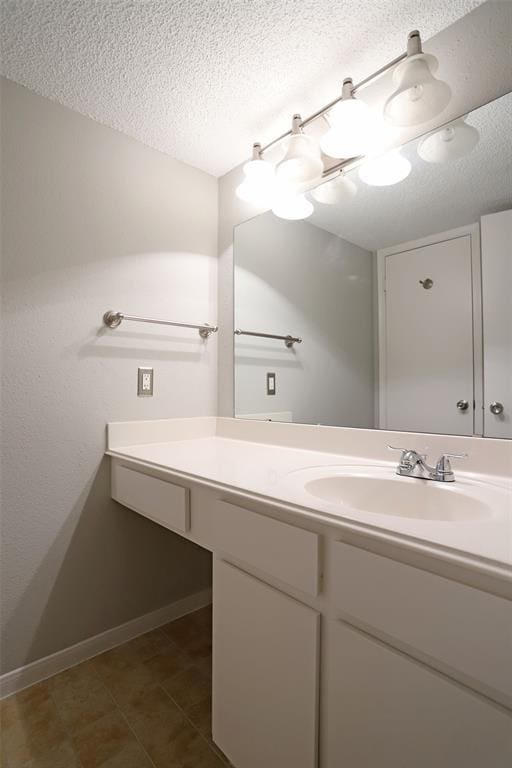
[388, 446, 467, 482]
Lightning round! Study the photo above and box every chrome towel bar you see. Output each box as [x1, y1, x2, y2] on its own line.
[103, 311, 218, 339]
[234, 329, 302, 348]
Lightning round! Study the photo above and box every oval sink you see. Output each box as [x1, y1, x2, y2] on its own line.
[304, 474, 491, 521]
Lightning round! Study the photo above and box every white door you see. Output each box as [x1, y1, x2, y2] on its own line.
[481, 210, 512, 438]
[212, 558, 319, 768]
[324, 620, 512, 768]
[383, 235, 474, 435]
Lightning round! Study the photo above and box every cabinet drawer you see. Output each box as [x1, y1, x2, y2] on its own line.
[112, 463, 190, 533]
[331, 542, 512, 704]
[325, 620, 512, 768]
[213, 500, 319, 595]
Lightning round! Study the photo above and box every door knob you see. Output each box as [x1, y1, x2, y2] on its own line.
[456, 399, 469, 411]
[489, 401, 504, 415]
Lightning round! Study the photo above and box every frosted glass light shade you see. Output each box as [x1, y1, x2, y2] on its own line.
[359, 149, 411, 186]
[417, 119, 479, 163]
[384, 54, 451, 127]
[320, 98, 375, 158]
[276, 133, 323, 186]
[311, 174, 357, 205]
[235, 158, 275, 206]
[272, 193, 314, 220]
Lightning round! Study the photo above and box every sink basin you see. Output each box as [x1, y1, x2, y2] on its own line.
[302, 472, 492, 521]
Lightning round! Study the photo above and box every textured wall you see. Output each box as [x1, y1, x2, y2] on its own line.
[234, 214, 374, 427]
[0, 79, 218, 674]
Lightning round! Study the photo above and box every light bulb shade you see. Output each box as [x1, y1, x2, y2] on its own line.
[359, 149, 411, 186]
[276, 133, 323, 186]
[235, 181, 273, 207]
[384, 54, 451, 127]
[272, 192, 314, 220]
[311, 174, 357, 205]
[242, 158, 274, 180]
[417, 119, 479, 163]
[235, 157, 275, 206]
[320, 98, 375, 158]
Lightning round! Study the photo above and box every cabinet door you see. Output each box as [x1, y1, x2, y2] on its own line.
[324, 620, 512, 768]
[212, 558, 319, 768]
[481, 209, 512, 438]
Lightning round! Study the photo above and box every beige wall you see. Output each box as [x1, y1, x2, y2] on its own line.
[0, 78, 218, 674]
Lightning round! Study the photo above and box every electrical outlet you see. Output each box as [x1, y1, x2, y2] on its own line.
[266, 372, 276, 396]
[138, 367, 153, 396]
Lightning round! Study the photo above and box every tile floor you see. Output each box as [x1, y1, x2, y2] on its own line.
[0, 606, 230, 768]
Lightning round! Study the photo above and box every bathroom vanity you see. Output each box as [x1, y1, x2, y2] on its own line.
[107, 416, 512, 768]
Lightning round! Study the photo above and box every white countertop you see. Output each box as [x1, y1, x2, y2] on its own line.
[106, 418, 512, 581]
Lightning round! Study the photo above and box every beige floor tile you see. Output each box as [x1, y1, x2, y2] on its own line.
[0, 687, 67, 768]
[48, 661, 100, 697]
[93, 741, 153, 768]
[122, 687, 184, 735]
[138, 715, 223, 768]
[186, 696, 212, 738]
[117, 630, 172, 665]
[194, 655, 212, 680]
[143, 645, 192, 685]
[161, 609, 212, 658]
[90, 630, 167, 684]
[0, 683, 51, 731]
[99, 662, 157, 716]
[162, 667, 211, 711]
[72, 710, 138, 768]
[49, 661, 116, 734]
[92, 631, 177, 690]
[18, 740, 80, 768]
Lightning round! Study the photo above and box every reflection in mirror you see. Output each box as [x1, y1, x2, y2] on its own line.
[234, 92, 512, 438]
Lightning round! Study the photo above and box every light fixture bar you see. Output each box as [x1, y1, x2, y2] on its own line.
[258, 42, 412, 155]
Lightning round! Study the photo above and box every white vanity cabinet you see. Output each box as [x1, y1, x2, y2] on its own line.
[109, 456, 512, 768]
[212, 558, 320, 768]
[324, 620, 512, 768]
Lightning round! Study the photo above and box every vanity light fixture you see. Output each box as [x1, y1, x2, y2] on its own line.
[239, 29, 451, 219]
[417, 118, 479, 163]
[358, 148, 411, 186]
[272, 192, 314, 220]
[276, 114, 324, 187]
[384, 30, 451, 127]
[235, 143, 276, 206]
[311, 172, 357, 205]
[320, 78, 375, 159]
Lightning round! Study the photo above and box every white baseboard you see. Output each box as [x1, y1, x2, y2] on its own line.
[0, 587, 212, 699]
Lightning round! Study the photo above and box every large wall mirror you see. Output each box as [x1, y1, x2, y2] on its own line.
[233, 91, 512, 438]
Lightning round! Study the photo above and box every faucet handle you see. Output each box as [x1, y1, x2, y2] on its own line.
[440, 452, 468, 460]
[387, 445, 424, 470]
[435, 452, 468, 477]
[387, 445, 425, 460]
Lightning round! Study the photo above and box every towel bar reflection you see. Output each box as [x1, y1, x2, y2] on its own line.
[234, 329, 302, 348]
[103, 311, 218, 339]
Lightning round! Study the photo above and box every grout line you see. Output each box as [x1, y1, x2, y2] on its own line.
[157, 672, 230, 767]
[114, 705, 159, 768]
[47, 687, 87, 768]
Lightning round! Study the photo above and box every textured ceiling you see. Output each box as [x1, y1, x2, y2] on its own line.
[307, 92, 512, 251]
[0, 0, 482, 176]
